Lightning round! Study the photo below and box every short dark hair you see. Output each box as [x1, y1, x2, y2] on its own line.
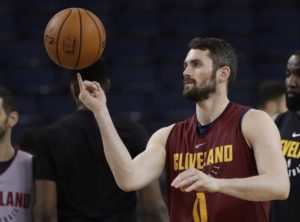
[188, 37, 238, 90]
[70, 59, 109, 98]
[0, 87, 17, 114]
[257, 81, 286, 108]
[70, 58, 109, 84]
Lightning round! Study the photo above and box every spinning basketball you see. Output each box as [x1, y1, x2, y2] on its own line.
[44, 8, 106, 70]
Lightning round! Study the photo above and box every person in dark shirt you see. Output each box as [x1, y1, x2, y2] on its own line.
[270, 51, 300, 222]
[34, 59, 168, 222]
[77, 37, 290, 222]
[257, 80, 287, 119]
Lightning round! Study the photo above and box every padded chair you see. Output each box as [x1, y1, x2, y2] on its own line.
[161, 11, 207, 36]
[110, 66, 158, 92]
[40, 94, 76, 120]
[114, 12, 159, 37]
[258, 9, 300, 35]
[108, 92, 149, 112]
[209, 10, 255, 35]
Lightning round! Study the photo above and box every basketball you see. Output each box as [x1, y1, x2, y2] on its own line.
[44, 8, 106, 70]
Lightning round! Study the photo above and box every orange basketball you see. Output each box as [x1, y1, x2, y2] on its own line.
[44, 8, 106, 70]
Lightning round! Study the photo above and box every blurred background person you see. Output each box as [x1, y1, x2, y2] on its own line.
[270, 51, 300, 222]
[0, 87, 34, 221]
[17, 126, 40, 155]
[34, 59, 168, 222]
[257, 80, 287, 119]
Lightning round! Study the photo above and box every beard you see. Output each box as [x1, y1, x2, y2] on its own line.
[183, 72, 217, 102]
[286, 92, 300, 111]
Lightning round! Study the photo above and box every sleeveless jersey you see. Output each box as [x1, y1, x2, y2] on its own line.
[166, 103, 269, 222]
[270, 111, 300, 222]
[0, 150, 34, 222]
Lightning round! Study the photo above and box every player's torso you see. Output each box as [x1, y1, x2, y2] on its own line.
[0, 150, 34, 222]
[277, 112, 300, 180]
[166, 103, 269, 222]
[271, 112, 300, 222]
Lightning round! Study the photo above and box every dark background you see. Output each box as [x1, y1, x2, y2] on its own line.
[0, 0, 299, 144]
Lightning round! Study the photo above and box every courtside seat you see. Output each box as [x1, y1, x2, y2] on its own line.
[257, 8, 300, 35]
[151, 91, 193, 114]
[229, 89, 256, 107]
[108, 92, 149, 114]
[40, 94, 76, 121]
[158, 65, 183, 90]
[119, 0, 161, 12]
[151, 37, 187, 64]
[17, 95, 41, 116]
[0, 41, 48, 62]
[164, 0, 206, 10]
[254, 35, 300, 61]
[5, 68, 60, 95]
[209, 10, 255, 35]
[233, 64, 257, 91]
[107, 38, 152, 66]
[206, 0, 256, 9]
[256, 62, 286, 81]
[225, 37, 254, 55]
[161, 11, 207, 36]
[110, 66, 159, 92]
[113, 12, 159, 37]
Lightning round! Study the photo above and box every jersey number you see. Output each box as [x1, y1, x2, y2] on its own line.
[193, 192, 208, 222]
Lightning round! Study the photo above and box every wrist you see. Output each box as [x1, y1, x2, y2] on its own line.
[215, 178, 226, 193]
[94, 106, 109, 120]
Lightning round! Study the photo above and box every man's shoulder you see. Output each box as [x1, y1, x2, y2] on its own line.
[15, 150, 33, 167]
[45, 110, 91, 130]
[173, 113, 196, 126]
[17, 150, 33, 159]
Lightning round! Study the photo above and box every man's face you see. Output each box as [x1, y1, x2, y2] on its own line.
[0, 99, 9, 141]
[182, 49, 217, 102]
[286, 54, 300, 111]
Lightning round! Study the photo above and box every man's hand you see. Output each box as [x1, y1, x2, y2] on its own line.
[171, 168, 219, 193]
[77, 73, 106, 113]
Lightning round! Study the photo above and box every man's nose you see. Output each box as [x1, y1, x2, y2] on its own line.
[183, 66, 191, 77]
[287, 74, 297, 87]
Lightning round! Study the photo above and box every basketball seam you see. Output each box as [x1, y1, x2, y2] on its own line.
[56, 9, 72, 67]
[85, 10, 102, 61]
[74, 8, 83, 69]
[45, 10, 65, 31]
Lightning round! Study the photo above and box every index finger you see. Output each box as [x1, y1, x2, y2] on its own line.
[171, 168, 196, 186]
[77, 73, 84, 91]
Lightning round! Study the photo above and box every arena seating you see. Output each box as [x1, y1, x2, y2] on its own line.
[0, 0, 299, 142]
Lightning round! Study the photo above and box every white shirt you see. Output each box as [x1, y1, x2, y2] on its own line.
[0, 150, 34, 221]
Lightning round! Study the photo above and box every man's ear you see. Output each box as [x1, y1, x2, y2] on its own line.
[8, 111, 19, 127]
[217, 66, 230, 83]
[101, 79, 111, 93]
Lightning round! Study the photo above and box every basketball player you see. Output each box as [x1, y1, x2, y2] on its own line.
[0, 87, 34, 221]
[34, 59, 168, 222]
[257, 80, 287, 119]
[270, 51, 300, 222]
[77, 37, 290, 222]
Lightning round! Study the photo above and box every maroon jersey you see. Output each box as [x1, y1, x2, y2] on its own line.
[166, 103, 269, 222]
